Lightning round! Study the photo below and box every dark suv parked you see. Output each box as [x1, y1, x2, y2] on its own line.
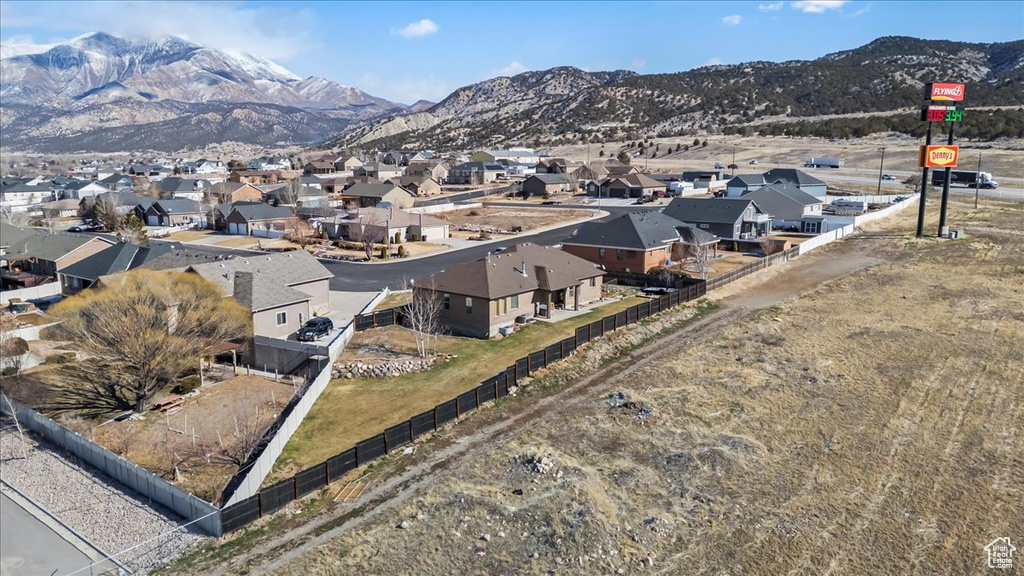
[296, 317, 333, 341]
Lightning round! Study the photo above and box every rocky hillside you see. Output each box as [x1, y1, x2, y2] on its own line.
[325, 36, 1024, 151]
[0, 32, 404, 152]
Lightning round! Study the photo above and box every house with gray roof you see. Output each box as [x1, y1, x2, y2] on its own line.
[187, 250, 333, 339]
[322, 206, 449, 243]
[0, 222, 115, 288]
[339, 183, 414, 209]
[521, 173, 577, 197]
[57, 241, 198, 294]
[598, 173, 666, 198]
[562, 212, 719, 273]
[159, 177, 210, 202]
[142, 198, 203, 227]
[725, 168, 827, 198]
[356, 162, 404, 181]
[740, 183, 826, 232]
[414, 242, 604, 338]
[662, 197, 771, 240]
[223, 203, 295, 235]
[449, 162, 506, 185]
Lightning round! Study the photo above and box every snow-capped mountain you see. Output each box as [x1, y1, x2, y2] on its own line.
[0, 32, 404, 152]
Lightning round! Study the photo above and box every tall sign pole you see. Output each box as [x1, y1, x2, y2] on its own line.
[917, 82, 965, 239]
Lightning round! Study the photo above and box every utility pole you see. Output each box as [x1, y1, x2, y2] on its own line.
[876, 147, 886, 197]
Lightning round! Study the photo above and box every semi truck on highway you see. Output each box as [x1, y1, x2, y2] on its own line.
[805, 157, 844, 169]
[931, 170, 998, 189]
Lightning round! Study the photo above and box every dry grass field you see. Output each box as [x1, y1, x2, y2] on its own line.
[438, 206, 595, 233]
[217, 197, 1024, 575]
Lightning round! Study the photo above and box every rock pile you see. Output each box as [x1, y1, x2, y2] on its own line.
[333, 354, 456, 379]
[521, 452, 555, 475]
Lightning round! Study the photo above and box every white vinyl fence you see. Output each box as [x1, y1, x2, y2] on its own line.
[0, 282, 61, 305]
[1, 399, 223, 537]
[407, 202, 481, 215]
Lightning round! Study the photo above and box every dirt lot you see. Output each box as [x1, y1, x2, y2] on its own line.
[88, 374, 297, 502]
[438, 206, 596, 236]
[163, 195, 1024, 575]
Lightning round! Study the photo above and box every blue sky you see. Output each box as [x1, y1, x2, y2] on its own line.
[1, 1, 1021, 104]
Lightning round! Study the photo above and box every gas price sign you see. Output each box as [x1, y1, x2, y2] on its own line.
[921, 105, 965, 123]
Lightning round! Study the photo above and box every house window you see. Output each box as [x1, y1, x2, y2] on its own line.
[443, 293, 450, 310]
[598, 248, 606, 259]
[465, 297, 473, 315]
[568, 286, 575, 297]
[616, 249, 624, 260]
[494, 299, 507, 317]
[276, 311, 287, 325]
[511, 294, 519, 309]
[699, 223, 709, 229]
[589, 277, 596, 288]
[627, 251, 637, 259]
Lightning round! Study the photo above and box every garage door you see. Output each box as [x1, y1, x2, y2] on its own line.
[147, 215, 159, 226]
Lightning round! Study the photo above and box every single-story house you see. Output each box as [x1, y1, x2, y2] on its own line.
[521, 173, 577, 196]
[223, 203, 295, 235]
[662, 197, 771, 240]
[57, 241, 212, 294]
[388, 176, 441, 197]
[40, 199, 81, 219]
[562, 211, 718, 274]
[339, 183, 415, 209]
[599, 174, 666, 198]
[323, 206, 449, 242]
[740, 183, 826, 232]
[303, 160, 336, 176]
[208, 181, 263, 204]
[159, 177, 210, 202]
[449, 162, 506, 185]
[414, 242, 604, 338]
[187, 250, 333, 339]
[321, 176, 381, 195]
[334, 156, 364, 173]
[64, 180, 111, 200]
[725, 169, 827, 199]
[1, 222, 115, 287]
[142, 198, 203, 227]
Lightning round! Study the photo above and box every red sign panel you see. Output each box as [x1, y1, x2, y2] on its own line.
[925, 82, 965, 102]
[919, 145, 959, 168]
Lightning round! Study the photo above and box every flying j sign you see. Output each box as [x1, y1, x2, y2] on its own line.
[919, 145, 960, 168]
[924, 82, 965, 102]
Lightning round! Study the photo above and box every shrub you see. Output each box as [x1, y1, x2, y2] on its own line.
[467, 209, 480, 216]
[44, 353, 75, 364]
[398, 245, 408, 257]
[1, 367, 17, 377]
[174, 375, 201, 395]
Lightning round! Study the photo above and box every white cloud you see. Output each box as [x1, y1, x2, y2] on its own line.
[630, 58, 646, 72]
[496, 60, 527, 76]
[758, 2, 784, 10]
[791, 1, 848, 13]
[703, 57, 725, 66]
[0, 1, 318, 61]
[722, 14, 743, 26]
[394, 19, 439, 38]
[358, 72, 449, 105]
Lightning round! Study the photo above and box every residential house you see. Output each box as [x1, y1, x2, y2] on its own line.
[303, 160, 336, 176]
[571, 162, 608, 186]
[562, 212, 719, 274]
[142, 198, 203, 227]
[98, 174, 133, 193]
[0, 180, 53, 213]
[382, 151, 424, 166]
[356, 162, 404, 181]
[333, 155, 363, 174]
[604, 160, 639, 176]
[207, 181, 263, 204]
[127, 164, 173, 180]
[535, 158, 575, 174]
[449, 162, 506, 185]
[339, 183, 415, 209]
[222, 203, 295, 235]
[57, 241, 229, 295]
[414, 243, 604, 338]
[500, 161, 536, 177]
[405, 161, 449, 183]
[0, 222, 114, 288]
[40, 199, 81, 220]
[322, 206, 449, 242]
[248, 156, 292, 171]
[82, 191, 156, 221]
[740, 183, 826, 232]
[388, 176, 441, 197]
[184, 159, 226, 174]
[600, 174, 666, 198]
[229, 170, 283, 185]
[64, 180, 111, 200]
[187, 250, 333, 339]
[725, 169, 827, 199]
[159, 177, 210, 202]
[521, 173, 577, 197]
[662, 197, 771, 240]
[470, 148, 540, 165]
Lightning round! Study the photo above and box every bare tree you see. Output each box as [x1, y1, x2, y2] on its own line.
[45, 269, 251, 414]
[0, 312, 28, 376]
[283, 177, 304, 206]
[758, 236, 779, 256]
[284, 216, 316, 249]
[406, 283, 445, 358]
[674, 241, 713, 280]
[350, 212, 385, 261]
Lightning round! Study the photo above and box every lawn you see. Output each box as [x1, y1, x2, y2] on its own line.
[273, 296, 645, 477]
[376, 290, 412, 309]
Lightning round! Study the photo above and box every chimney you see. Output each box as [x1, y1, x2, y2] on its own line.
[521, 260, 527, 278]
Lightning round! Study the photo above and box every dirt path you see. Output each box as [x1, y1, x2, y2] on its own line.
[185, 230, 897, 576]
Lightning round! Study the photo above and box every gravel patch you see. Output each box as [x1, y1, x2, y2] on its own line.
[0, 419, 208, 574]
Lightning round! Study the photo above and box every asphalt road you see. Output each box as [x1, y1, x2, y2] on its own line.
[323, 205, 653, 291]
[0, 492, 105, 576]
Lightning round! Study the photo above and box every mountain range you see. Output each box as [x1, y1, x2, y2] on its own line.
[1, 33, 1022, 154]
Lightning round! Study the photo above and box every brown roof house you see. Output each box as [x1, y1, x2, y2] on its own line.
[208, 181, 264, 204]
[600, 174, 666, 198]
[414, 242, 604, 338]
[340, 183, 415, 209]
[222, 203, 295, 235]
[187, 250, 332, 339]
[388, 176, 441, 197]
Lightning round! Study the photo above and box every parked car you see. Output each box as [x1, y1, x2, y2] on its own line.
[635, 195, 654, 205]
[714, 163, 725, 169]
[748, 159, 758, 165]
[882, 173, 896, 180]
[727, 163, 739, 170]
[296, 317, 334, 341]
[653, 189, 667, 198]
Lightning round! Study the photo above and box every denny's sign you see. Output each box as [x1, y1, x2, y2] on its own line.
[919, 145, 959, 168]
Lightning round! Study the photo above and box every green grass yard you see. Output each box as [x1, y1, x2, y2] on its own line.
[273, 296, 644, 478]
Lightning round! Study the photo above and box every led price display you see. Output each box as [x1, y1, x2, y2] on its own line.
[921, 106, 965, 122]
